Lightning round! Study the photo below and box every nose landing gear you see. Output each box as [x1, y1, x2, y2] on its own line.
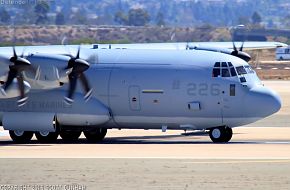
[209, 126, 233, 143]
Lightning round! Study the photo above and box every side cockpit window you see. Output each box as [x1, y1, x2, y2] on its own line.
[236, 66, 247, 75]
[212, 62, 237, 78]
[244, 65, 255, 74]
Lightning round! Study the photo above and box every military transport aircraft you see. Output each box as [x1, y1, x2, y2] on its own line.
[0, 41, 284, 143]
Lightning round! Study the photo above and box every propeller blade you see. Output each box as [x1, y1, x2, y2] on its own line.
[63, 45, 91, 104]
[232, 41, 237, 52]
[16, 75, 28, 107]
[76, 46, 81, 59]
[79, 73, 92, 101]
[20, 47, 27, 58]
[3, 66, 18, 91]
[239, 41, 245, 51]
[64, 74, 78, 105]
[12, 46, 17, 58]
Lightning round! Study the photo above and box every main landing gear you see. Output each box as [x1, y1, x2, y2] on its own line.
[209, 126, 233, 143]
[35, 130, 60, 143]
[59, 130, 82, 142]
[8, 127, 108, 144]
[9, 130, 34, 144]
[83, 128, 107, 143]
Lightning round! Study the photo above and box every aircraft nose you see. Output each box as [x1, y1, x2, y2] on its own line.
[244, 86, 281, 118]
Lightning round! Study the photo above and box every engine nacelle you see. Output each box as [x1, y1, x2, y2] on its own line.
[23, 54, 70, 90]
[3, 112, 56, 132]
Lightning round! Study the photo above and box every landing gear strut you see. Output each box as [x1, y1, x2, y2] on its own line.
[9, 130, 34, 143]
[209, 126, 233, 143]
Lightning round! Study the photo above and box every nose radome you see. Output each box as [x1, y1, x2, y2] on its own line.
[244, 86, 282, 118]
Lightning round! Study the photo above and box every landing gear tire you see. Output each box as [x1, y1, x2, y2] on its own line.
[60, 130, 82, 142]
[35, 131, 59, 143]
[224, 127, 233, 142]
[9, 130, 34, 144]
[84, 128, 107, 142]
[209, 126, 233, 143]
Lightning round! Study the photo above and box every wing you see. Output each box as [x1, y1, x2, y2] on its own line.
[0, 41, 286, 55]
[188, 41, 287, 50]
[89, 41, 287, 51]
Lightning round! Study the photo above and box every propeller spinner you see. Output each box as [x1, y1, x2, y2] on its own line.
[64, 46, 93, 105]
[1, 47, 32, 106]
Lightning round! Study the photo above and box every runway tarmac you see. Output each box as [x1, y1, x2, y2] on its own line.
[0, 81, 289, 189]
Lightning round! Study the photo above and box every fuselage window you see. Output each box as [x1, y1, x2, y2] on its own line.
[236, 66, 247, 75]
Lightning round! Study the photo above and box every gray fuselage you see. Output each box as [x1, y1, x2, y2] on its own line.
[0, 48, 281, 131]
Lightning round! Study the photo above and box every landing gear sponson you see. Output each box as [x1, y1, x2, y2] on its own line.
[8, 127, 108, 144]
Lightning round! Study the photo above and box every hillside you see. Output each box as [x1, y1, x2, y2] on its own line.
[0, 25, 231, 45]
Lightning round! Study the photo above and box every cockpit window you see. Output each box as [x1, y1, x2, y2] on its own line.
[214, 62, 220, 67]
[212, 68, 220, 77]
[244, 65, 255, 74]
[236, 66, 247, 75]
[222, 62, 228, 67]
[230, 67, 237, 76]
[212, 62, 237, 78]
[222, 69, 231, 77]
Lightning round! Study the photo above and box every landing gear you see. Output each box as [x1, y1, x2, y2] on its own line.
[9, 130, 34, 143]
[60, 130, 82, 142]
[84, 128, 107, 142]
[209, 126, 233, 143]
[35, 131, 59, 143]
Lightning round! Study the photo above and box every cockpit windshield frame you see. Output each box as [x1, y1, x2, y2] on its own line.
[212, 62, 238, 78]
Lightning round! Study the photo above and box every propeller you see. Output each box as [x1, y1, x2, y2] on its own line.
[231, 41, 251, 62]
[1, 47, 32, 106]
[63, 46, 93, 105]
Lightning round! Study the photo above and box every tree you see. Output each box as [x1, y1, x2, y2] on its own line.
[128, 8, 150, 26]
[72, 10, 88, 25]
[34, 1, 50, 25]
[284, 14, 290, 28]
[114, 11, 128, 25]
[238, 16, 250, 25]
[156, 11, 165, 26]
[0, 8, 10, 24]
[252, 11, 262, 24]
[55, 12, 65, 25]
